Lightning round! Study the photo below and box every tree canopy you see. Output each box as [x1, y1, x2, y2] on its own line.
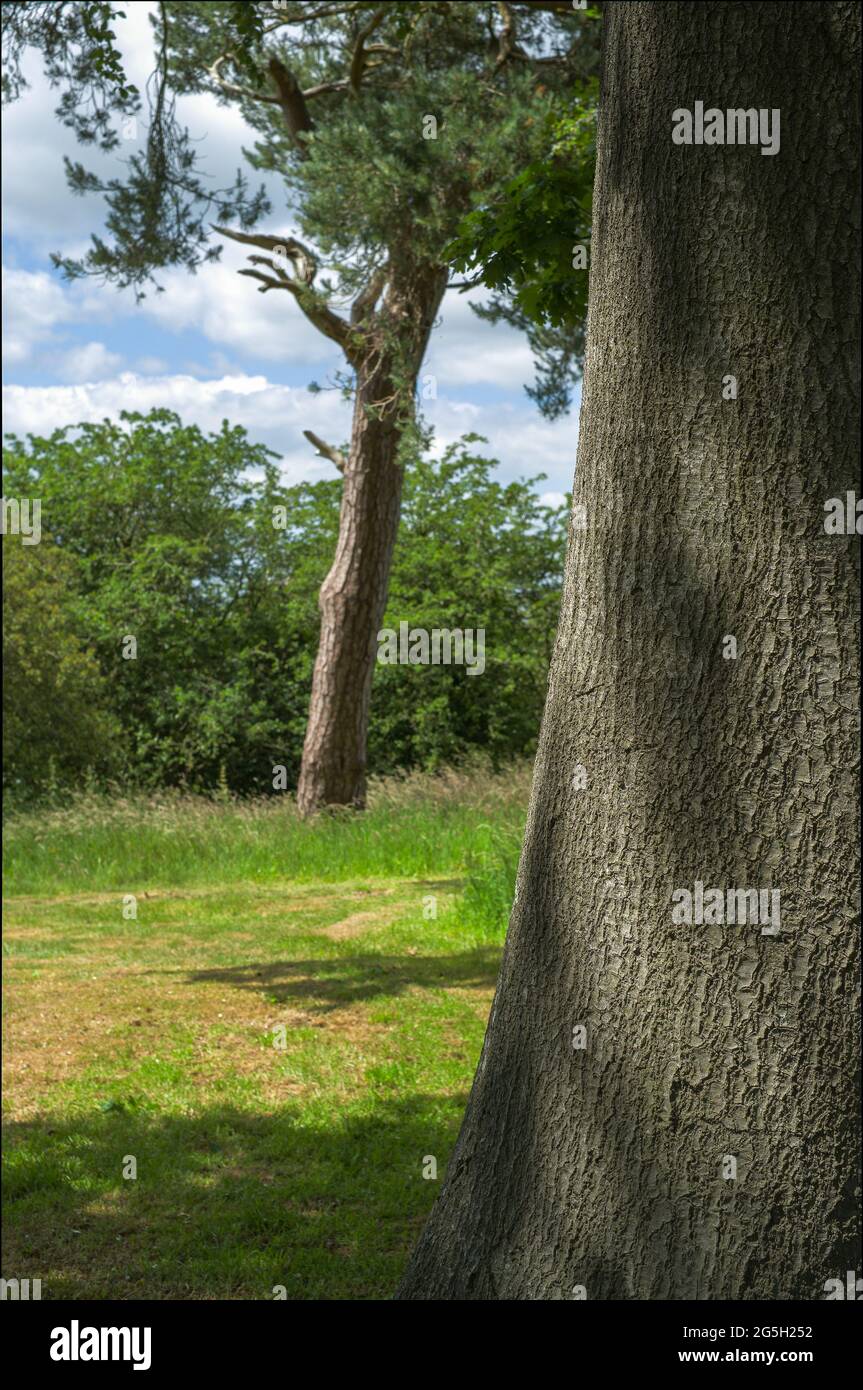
[3, 411, 567, 800]
[3, 0, 601, 412]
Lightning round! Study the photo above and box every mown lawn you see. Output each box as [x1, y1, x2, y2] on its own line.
[2, 767, 527, 1299]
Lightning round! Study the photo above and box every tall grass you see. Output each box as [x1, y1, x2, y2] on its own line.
[458, 823, 524, 940]
[3, 760, 532, 902]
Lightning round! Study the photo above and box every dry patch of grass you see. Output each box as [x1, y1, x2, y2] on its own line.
[2, 863, 505, 1298]
[317, 905, 406, 941]
[3, 878, 452, 1120]
[2, 771, 524, 1298]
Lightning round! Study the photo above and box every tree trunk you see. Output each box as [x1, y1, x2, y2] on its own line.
[398, 0, 860, 1301]
[296, 267, 447, 816]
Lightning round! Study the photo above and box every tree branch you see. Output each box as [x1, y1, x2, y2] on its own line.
[303, 429, 346, 472]
[351, 265, 388, 324]
[264, 2, 362, 32]
[208, 54, 282, 107]
[213, 225, 316, 279]
[349, 7, 386, 95]
[237, 267, 286, 292]
[302, 78, 351, 99]
[213, 224, 355, 357]
[495, 2, 517, 66]
[267, 55, 314, 154]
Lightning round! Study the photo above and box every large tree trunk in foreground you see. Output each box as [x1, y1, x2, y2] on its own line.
[399, 0, 860, 1301]
[296, 267, 447, 817]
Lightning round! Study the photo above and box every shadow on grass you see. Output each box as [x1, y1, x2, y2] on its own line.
[412, 878, 468, 892]
[177, 947, 502, 1011]
[2, 1094, 465, 1301]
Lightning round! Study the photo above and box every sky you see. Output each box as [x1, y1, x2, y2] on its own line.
[2, 2, 578, 503]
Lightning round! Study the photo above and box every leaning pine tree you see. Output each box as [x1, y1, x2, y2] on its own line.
[398, 0, 860, 1300]
[10, 0, 597, 814]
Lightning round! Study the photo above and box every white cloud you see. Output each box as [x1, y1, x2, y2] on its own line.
[1, 266, 132, 369]
[2, 371, 577, 491]
[1, 9, 579, 495]
[1, 372, 352, 483]
[424, 394, 576, 489]
[1, 13, 569, 414]
[140, 243, 339, 365]
[1, 249, 343, 393]
[55, 341, 123, 383]
[1, 268, 71, 364]
[429, 289, 537, 392]
[2, 236, 346, 372]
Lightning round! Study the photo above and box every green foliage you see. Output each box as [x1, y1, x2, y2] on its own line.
[2, 2, 268, 295]
[3, 412, 566, 801]
[447, 85, 597, 331]
[373, 435, 565, 774]
[1, 1, 137, 140]
[2, 532, 119, 799]
[6, 2, 600, 395]
[3, 410, 316, 796]
[446, 79, 598, 416]
[282, 63, 557, 287]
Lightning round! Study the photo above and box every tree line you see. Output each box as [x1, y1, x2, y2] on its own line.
[2, 0, 599, 814]
[3, 411, 566, 802]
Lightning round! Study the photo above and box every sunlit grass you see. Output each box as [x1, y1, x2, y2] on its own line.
[3, 760, 531, 899]
[2, 763, 528, 1299]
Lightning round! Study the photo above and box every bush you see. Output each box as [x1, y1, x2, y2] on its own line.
[3, 412, 565, 800]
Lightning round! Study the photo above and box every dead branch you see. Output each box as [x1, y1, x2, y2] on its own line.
[303, 429, 346, 472]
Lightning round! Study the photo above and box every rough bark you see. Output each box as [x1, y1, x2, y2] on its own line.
[296, 266, 447, 816]
[398, 0, 860, 1301]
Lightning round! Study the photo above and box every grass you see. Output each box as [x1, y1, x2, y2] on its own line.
[2, 764, 528, 1300]
[3, 762, 530, 898]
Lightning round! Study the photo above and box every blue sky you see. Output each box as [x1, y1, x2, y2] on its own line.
[2, 2, 578, 500]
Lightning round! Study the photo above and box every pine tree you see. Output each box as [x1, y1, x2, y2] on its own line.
[3, 0, 599, 813]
